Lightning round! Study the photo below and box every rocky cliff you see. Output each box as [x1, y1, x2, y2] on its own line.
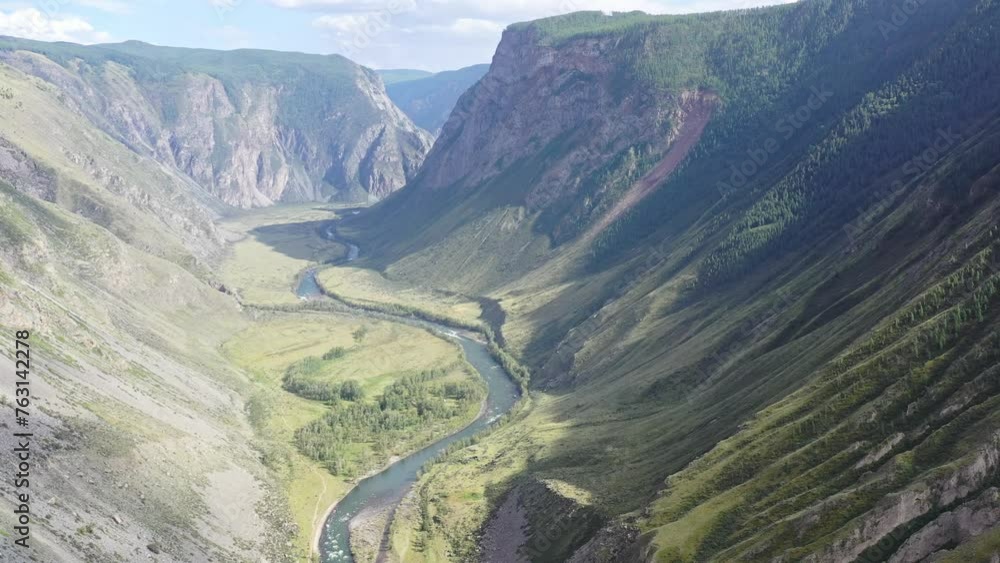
[351, 21, 718, 293]
[0, 38, 433, 208]
[417, 26, 703, 214]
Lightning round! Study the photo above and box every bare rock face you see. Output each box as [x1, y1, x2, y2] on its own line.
[0, 137, 58, 201]
[799, 432, 1000, 563]
[566, 521, 642, 563]
[889, 488, 1000, 563]
[417, 27, 694, 214]
[0, 45, 432, 208]
[353, 22, 717, 293]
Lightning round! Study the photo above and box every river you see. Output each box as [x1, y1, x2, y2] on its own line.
[296, 225, 521, 563]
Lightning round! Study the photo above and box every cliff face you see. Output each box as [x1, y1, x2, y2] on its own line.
[0, 39, 433, 208]
[419, 27, 695, 213]
[352, 23, 717, 293]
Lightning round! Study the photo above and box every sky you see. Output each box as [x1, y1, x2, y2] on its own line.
[0, 0, 798, 71]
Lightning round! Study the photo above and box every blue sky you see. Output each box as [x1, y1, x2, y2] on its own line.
[0, 0, 798, 71]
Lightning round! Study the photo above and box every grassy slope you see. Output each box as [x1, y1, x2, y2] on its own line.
[344, 0, 908, 301]
[1, 2, 997, 562]
[0, 56, 475, 562]
[330, 2, 1000, 561]
[0, 62, 223, 268]
[220, 204, 348, 305]
[0, 74, 281, 559]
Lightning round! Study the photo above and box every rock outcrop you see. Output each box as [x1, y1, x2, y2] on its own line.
[419, 27, 691, 214]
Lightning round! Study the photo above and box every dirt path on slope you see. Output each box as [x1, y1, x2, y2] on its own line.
[310, 464, 330, 542]
[583, 97, 715, 244]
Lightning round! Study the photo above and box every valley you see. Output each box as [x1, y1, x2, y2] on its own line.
[217, 207, 519, 561]
[2, 1, 1000, 562]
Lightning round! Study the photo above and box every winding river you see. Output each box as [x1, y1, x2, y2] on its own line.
[297, 226, 521, 563]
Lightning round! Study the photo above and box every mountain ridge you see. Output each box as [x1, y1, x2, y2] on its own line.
[0, 36, 433, 208]
[3, 1, 1000, 562]
[384, 64, 491, 134]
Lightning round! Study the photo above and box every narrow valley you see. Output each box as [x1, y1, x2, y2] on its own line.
[2, 1, 1000, 562]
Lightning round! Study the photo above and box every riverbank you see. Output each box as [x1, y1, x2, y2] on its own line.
[309, 452, 401, 561]
[309, 355, 497, 558]
[305, 227, 522, 563]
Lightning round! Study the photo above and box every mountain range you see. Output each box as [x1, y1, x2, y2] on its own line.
[1, 0, 1000, 562]
[0, 36, 433, 207]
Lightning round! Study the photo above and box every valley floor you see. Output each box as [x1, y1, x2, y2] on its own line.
[217, 206, 486, 560]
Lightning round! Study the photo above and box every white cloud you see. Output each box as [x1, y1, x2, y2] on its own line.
[425, 0, 663, 20]
[313, 12, 369, 32]
[0, 8, 111, 43]
[447, 17, 504, 35]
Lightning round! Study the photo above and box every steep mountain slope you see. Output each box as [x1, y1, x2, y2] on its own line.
[337, 1, 1000, 561]
[0, 37, 433, 207]
[0, 58, 296, 561]
[385, 64, 491, 134]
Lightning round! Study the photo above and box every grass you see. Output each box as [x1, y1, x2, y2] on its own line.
[222, 311, 479, 557]
[225, 314, 461, 390]
[385, 394, 585, 561]
[80, 399, 185, 443]
[220, 205, 347, 305]
[378, 210, 1000, 562]
[316, 265, 483, 327]
[0, 71, 296, 558]
[5, 2, 998, 560]
[0, 45, 486, 563]
[937, 525, 1000, 562]
[217, 208, 549, 561]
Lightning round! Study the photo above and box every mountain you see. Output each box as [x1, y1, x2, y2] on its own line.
[376, 68, 435, 85]
[0, 47, 299, 561]
[0, 37, 433, 207]
[3, 0, 1000, 561]
[385, 64, 491, 134]
[340, 1, 1000, 561]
